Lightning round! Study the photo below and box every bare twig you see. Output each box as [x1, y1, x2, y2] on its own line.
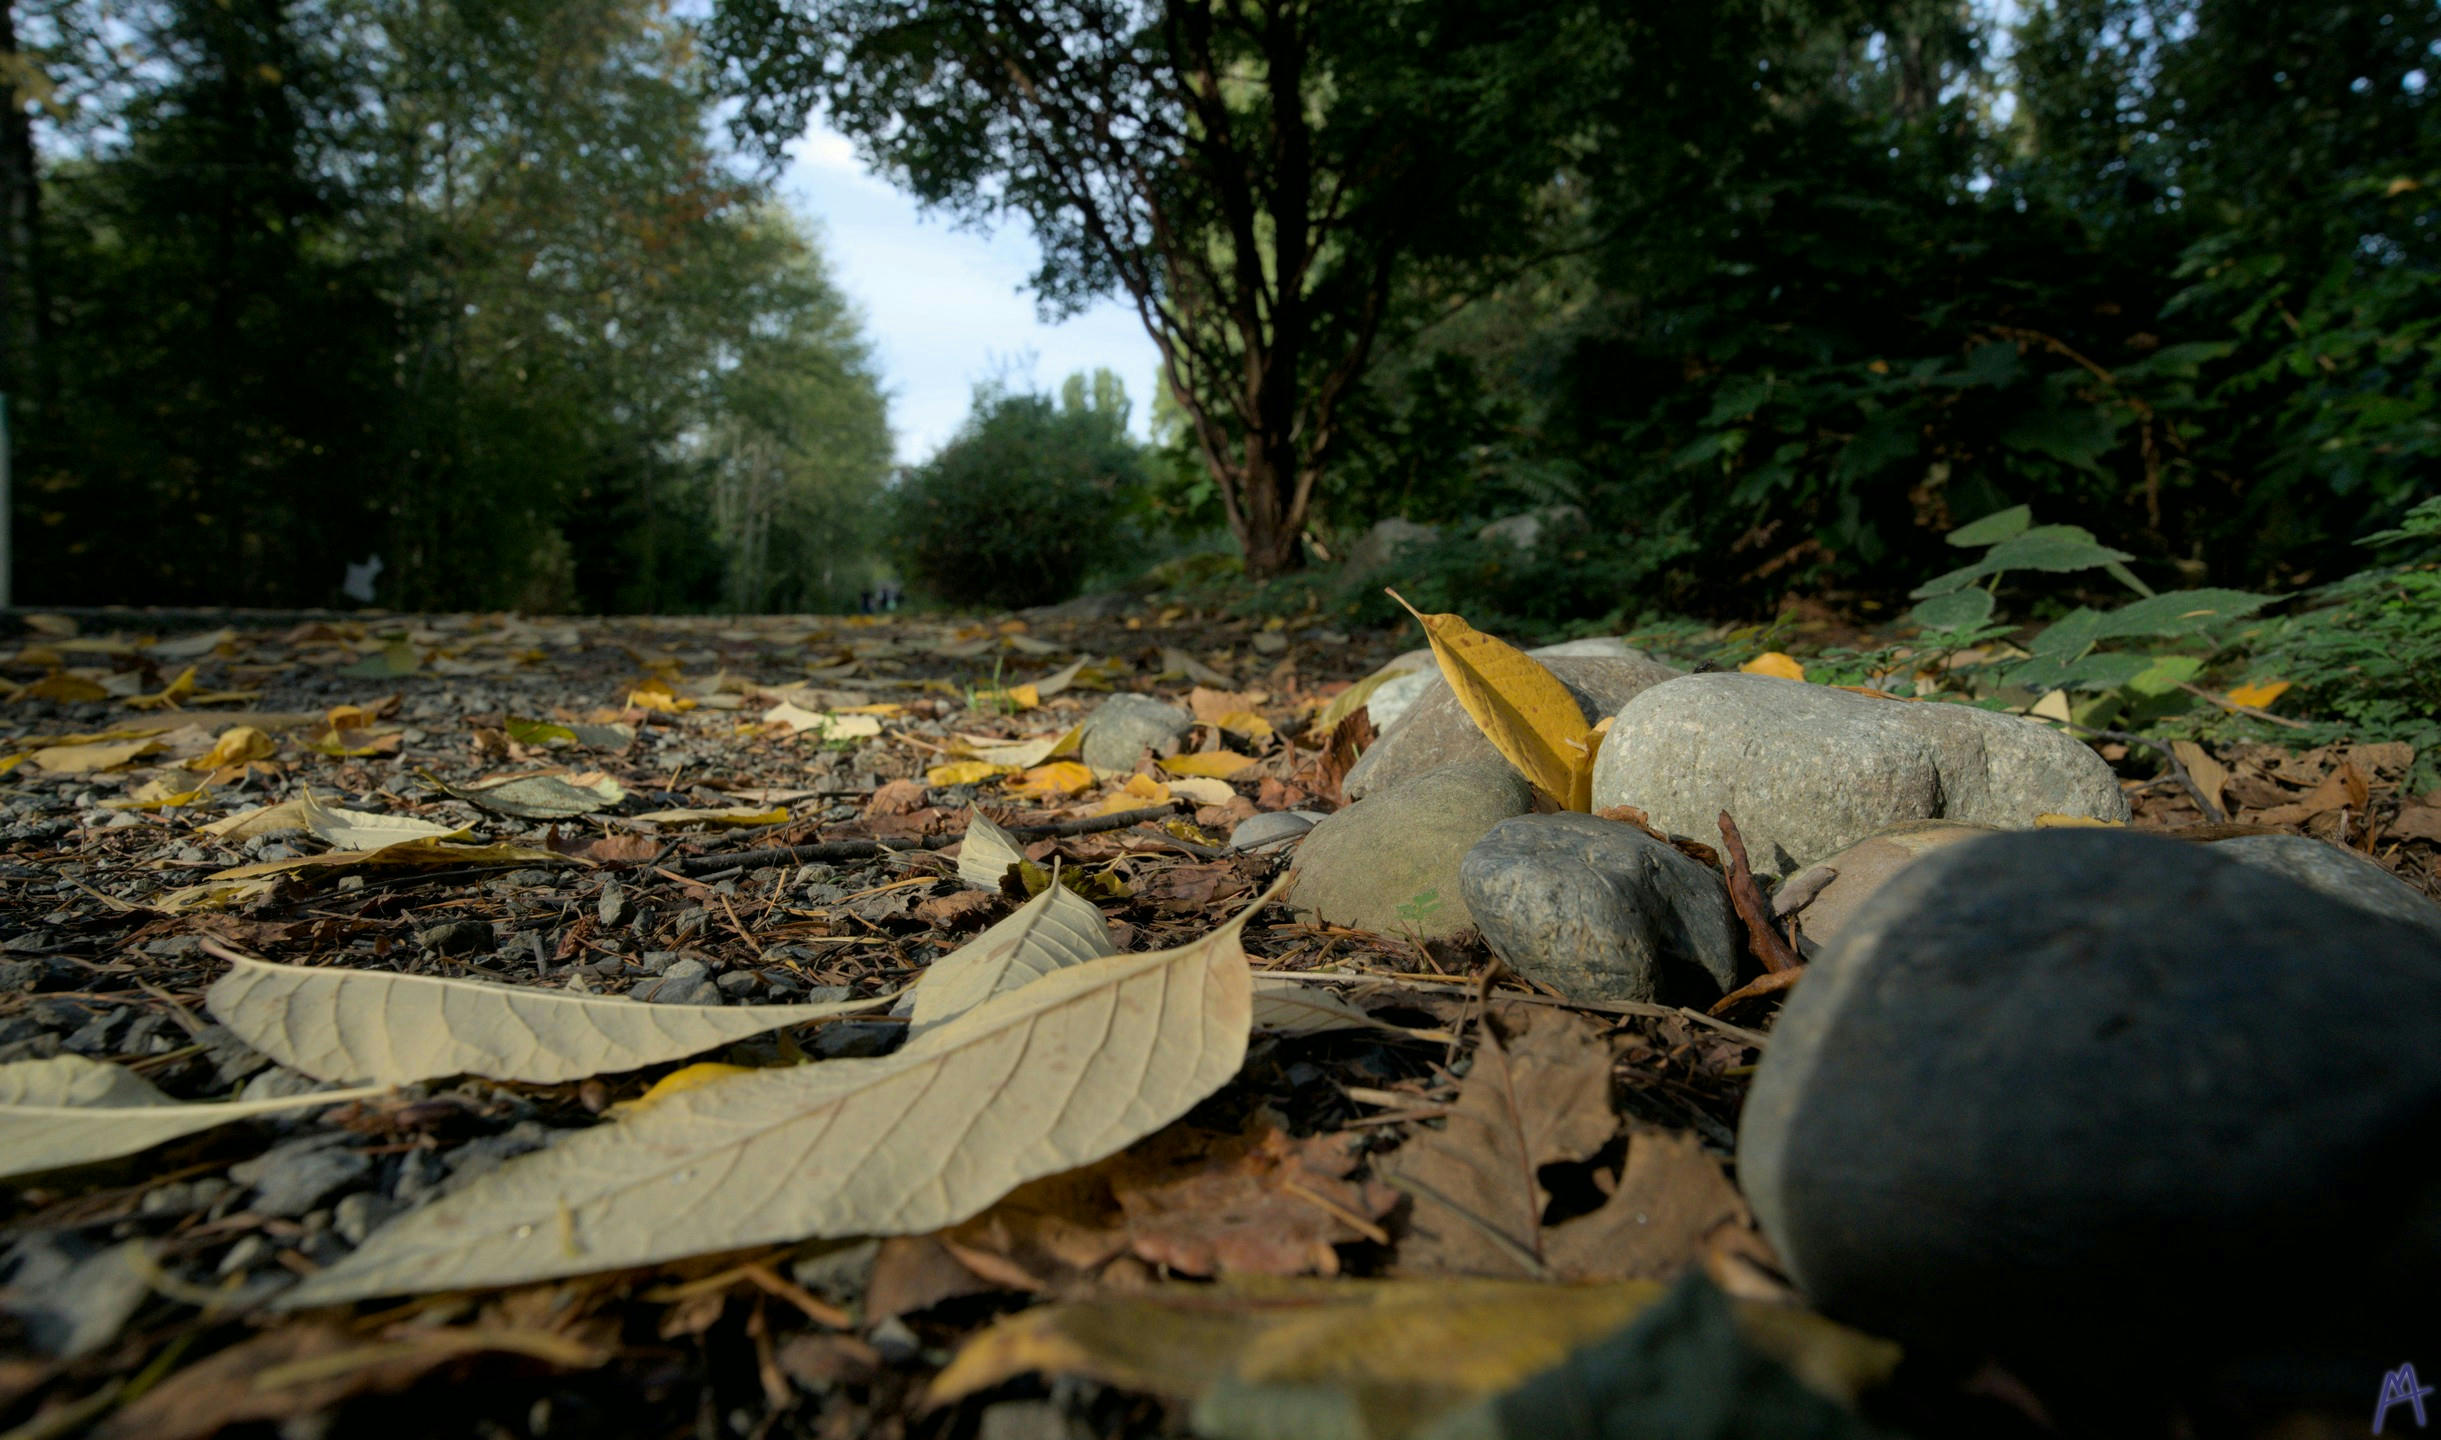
[1716, 813, 1800, 973]
[2177, 681, 2312, 730]
[2055, 722, 2226, 823]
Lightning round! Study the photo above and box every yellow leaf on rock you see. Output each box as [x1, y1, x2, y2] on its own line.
[1161, 751, 1256, 780]
[929, 760, 1014, 787]
[106, 775, 215, 811]
[2034, 813, 2125, 827]
[1388, 591, 1596, 809]
[1008, 762, 1095, 799]
[1740, 651, 1806, 682]
[2226, 679, 2291, 710]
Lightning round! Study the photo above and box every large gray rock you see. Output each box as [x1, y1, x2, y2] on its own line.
[1476, 505, 1584, 551]
[1287, 760, 1533, 939]
[2204, 832, 2441, 940]
[1077, 693, 1193, 772]
[1346, 654, 1683, 801]
[1739, 829, 2441, 1380]
[1460, 813, 1741, 1003]
[1591, 673, 2126, 875]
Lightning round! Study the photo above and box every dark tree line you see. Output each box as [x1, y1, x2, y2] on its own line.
[4, 0, 892, 611]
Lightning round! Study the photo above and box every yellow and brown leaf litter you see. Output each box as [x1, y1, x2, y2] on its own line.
[0, 605, 2433, 1439]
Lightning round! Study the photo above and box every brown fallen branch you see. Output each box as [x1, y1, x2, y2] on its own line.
[671, 804, 1189, 875]
[1717, 812, 1800, 974]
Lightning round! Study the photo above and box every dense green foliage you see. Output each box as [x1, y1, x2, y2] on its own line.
[1302, 0, 2441, 616]
[9, 0, 891, 611]
[887, 375, 1150, 609]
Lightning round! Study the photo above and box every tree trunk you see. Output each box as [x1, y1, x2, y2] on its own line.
[1234, 426, 1308, 578]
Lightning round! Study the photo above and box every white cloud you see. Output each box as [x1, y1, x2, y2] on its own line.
[780, 118, 1163, 463]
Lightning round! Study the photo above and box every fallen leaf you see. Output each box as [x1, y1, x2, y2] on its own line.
[1313, 668, 1413, 739]
[928, 760, 1014, 787]
[1007, 761, 1095, 799]
[1161, 751, 1256, 780]
[915, 891, 1001, 930]
[965, 724, 1085, 770]
[430, 772, 620, 821]
[908, 881, 1115, 1036]
[2392, 801, 2441, 843]
[18, 672, 110, 703]
[341, 641, 423, 678]
[276, 892, 1267, 1307]
[626, 676, 695, 712]
[185, 725, 274, 772]
[1383, 1006, 1616, 1277]
[1109, 1125, 1395, 1278]
[1388, 593, 1597, 810]
[201, 836, 569, 882]
[1740, 652, 1807, 682]
[867, 778, 931, 815]
[205, 789, 468, 849]
[30, 738, 162, 774]
[93, 1321, 607, 1440]
[1162, 647, 1235, 687]
[1248, 975, 1446, 1040]
[630, 805, 790, 827]
[955, 812, 1033, 891]
[2169, 740, 2230, 816]
[762, 702, 884, 740]
[121, 666, 196, 710]
[1542, 1129, 1751, 1282]
[204, 955, 899, 1086]
[2226, 679, 2292, 710]
[1095, 774, 1171, 814]
[1165, 776, 1237, 806]
[926, 1275, 1899, 1421]
[104, 773, 217, 811]
[0, 1055, 385, 1179]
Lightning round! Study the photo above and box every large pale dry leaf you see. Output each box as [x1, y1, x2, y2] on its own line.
[205, 956, 898, 1086]
[956, 812, 1032, 891]
[1541, 1129, 1751, 1282]
[276, 892, 1270, 1308]
[1383, 1007, 1616, 1278]
[629, 805, 789, 827]
[927, 1276, 1901, 1420]
[204, 789, 465, 849]
[908, 883, 1115, 1036]
[1388, 593, 1596, 809]
[0, 1055, 385, 1179]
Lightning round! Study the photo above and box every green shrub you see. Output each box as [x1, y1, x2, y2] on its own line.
[887, 386, 1150, 610]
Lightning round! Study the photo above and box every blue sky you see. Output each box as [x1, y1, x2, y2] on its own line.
[779, 122, 1164, 463]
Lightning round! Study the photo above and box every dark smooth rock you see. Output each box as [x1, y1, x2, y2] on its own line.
[1738, 829, 2441, 1384]
[1344, 654, 1683, 800]
[2204, 832, 2441, 940]
[1460, 814, 1742, 1003]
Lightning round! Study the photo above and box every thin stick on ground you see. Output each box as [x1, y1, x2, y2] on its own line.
[2055, 721, 2227, 823]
